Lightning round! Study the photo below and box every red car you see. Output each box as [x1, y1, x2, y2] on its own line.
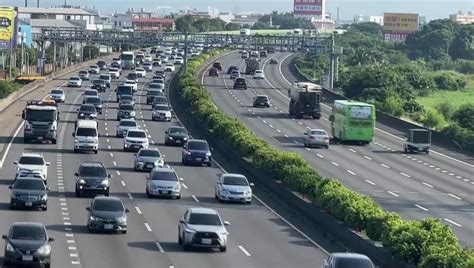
[208, 67, 219, 77]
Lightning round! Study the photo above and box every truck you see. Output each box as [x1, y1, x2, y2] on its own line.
[245, 59, 260, 75]
[404, 129, 431, 154]
[120, 51, 135, 70]
[240, 29, 251, 36]
[287, 82, 322, 119]
[22, 98, 59, 144]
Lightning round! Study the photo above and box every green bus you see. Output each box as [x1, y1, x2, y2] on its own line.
[329, 100, 376, 144]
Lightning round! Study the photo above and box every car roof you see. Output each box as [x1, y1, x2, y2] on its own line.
[76, 119, 97, 128]
[80, 162, 105, 168]
[11, 222, 46, 229]
[189, 207, 218, 215]
[256, 94, 268, 98]
[128, 128, 145, 133]
[310, 128, 327, 133]
[330, 253, 372, 260]
[188, 139, 207, 144]
[20, 152, 43, 158]
[93, 196, 122, 202]
[221, 173, 247, 179]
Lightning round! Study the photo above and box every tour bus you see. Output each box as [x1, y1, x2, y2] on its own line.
[329, 100, 375, 144]
[120, 51, 135, 70]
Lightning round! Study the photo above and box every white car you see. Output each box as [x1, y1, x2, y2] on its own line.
[14, 153, 50, 182]
[253, 70, 265, 79]
[112, 57, 121, 65]
[152, 104, 172, 121]
[146, 166, 181, 198]
[124, 80, 138, 91]
[49, 88, 65, 102]
[160, 55, 168, 63]
[109, 68, 120, 79]
[174, 57, 184, 65]
[144, 55, 153, 62]
[215, 173, 253, 203]
[135, 68, 146, 77]
[68, 76, 82, 87]
[88, 65, 100, 74]
[165, 64, 175, 72]
[123, 129, 149, 152]
[148, 83, 164, 93]
[116, 119, 138, 138]
[143, 63, 153, 72]
[178, 207, 229, 252]
[134, 148, 164, 171]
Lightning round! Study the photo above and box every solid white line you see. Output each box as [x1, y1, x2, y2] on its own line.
[135, 206, 142, 215]
[415, 204, 429, 211]
[0, 121, 25, 168]
[121, 180, 126, 187]
[387, 191, 399, 197]
[181, 183, 188, 189]
[347, 170, 356, 175]
[127, 193, 133, 199]
[444, 218, 462, 227]
[238, 245, 251, 257]
[331, 161, 339, 166]
[192, 195, 200, 202]
[365, 180, 376, 186]
[400, 172, 411, 178]
[144, 223, 152, 232]
[422, 182, 434, 188]
[155, 242, 165, 253]
[448, 193, 462, 200]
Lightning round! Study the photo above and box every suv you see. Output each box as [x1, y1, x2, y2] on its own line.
[152, 104, 172, 121]
[86, 196, 129, 233]
[78, 70, 89, 80]
[84, 97, 103, 114]
[178, 207, 229, 251]
[182, 139, 212, 167]
[253, 95, 270, 108]
[134, 148, 164, 171]
[164, 126, 189, 146]
[97, 60, 107, 70]
[119, 95, 135, 106]
[146, 90, 164, 104]
[116, 119, 137, 138]
[322, 253, 375, 268]
[212, 62, 222, 71]
[75, 162, 111, 197]
[146, 166, 181, 198]
[127, 72, 139, 82]
[259, 50, 268, 58]
[99, 74, 112, 88]
[123, 129, 149, 152]
[227, 66, 238, 74]
[91, 79, 107, 92]
[9, 177, 49, 210]
[208, 68, 218, 77]
[14, 153, 50, 181]
[233, 77, 248, 90]
[117, 104, 136, 120]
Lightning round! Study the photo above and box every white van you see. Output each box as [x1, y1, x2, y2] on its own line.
[74, 120, 99, 154]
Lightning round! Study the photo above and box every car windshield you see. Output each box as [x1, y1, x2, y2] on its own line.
[14, 179, 45, 190]
[80, 105, 95, 112]
[128, 74, 137, 79]
[125, 81, 135, 85]
[79, 71, 88, 74]
[169, 127, 187, 135]
[80, 166, 106, 177]
[86, 98, 101, 104]
[99, 75, 109, 80]
[84, 90, 98, 96]
[19, 156, 44, 165]
[92, 199, 124, 212]
[223, 176, 248, 186]
[335, 258, 374, 268]
[120, 105, 134, 111]
[70, 77, 80, 81]
[121, 95, 133, 101]
[188, 141, 209, 150]
[139, 150, 160, 157]
[256, 96, 268, 101]
[89, 66, 97, 69]
[128, 131, 146, 138]
[109, 68, 118, 72]
[117, 87, 132, 94]
[310, 130, 327, 135]
[149, 84, 163, 89]
[51, 89, 63, 94]
[188, 213, 221, 226]
[11, 226, 46, 241]
[76, 127, 97, 137]
[148, 91, 162, 96]
[93, 80, 104, 85]
[154, 97, 167, 103]
[119, 121, 136, 127]
[151, 171, 177, 181]
[154, 105, 170, 111]
[137, 69, 145, 72]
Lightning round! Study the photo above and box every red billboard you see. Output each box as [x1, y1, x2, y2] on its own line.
[294, 0, 324, 17]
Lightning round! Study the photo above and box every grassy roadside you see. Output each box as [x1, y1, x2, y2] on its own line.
[0, 81, 21, 99]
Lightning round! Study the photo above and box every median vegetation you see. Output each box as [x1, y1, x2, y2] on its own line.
[178, 50, 474, 267]
[0, 81, 21, 99]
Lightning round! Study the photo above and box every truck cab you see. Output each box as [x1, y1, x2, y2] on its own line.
[404, 129, 431, 154]
[22, 100, 59, 144]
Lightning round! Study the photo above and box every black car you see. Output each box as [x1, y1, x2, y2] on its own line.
[233, 77, 248, 90]
[117, 104, 136, 120]
[75, 162, 111, 197]
[182, 139, 212, 167]
[208, 67, 218, 77]
[9, 178, 49, 210]
[86, 196, 129, 233]
[260, 50, 268, 58]
[253, 95, 270, 108]
[111, 62, 121, 69]
[269, 59, 278, 64]
[227, 66, 238, 74]
[165, 126, 190, 146]
[127, 72, 138, 82]
[84, 96, 103, 114]
[146, 90, 164, 104]
[152, 96, 168, 106]
[92, 79, 107, 92]
[97, 60, 107, 70]
[212, 62, 222, 71]
[2, 222, 54, 267]
[154, 70, 165, 76]
[77, 104, 97, 120]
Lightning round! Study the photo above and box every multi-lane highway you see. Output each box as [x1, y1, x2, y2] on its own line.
[0, 58, 330, 267]
[201, 51, 474, 247]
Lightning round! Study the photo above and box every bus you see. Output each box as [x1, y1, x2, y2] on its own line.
[329, 100, 375, 144]
[120, 51, 135, 70]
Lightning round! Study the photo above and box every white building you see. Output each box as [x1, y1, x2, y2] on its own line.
[449, 11, 474, 24]
[353, 15, 384, 25]
[18, 7, 98, 25]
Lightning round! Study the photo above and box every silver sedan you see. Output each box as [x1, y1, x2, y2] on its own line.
[134, 148, 164, 171]
[303, 129, 329, 148]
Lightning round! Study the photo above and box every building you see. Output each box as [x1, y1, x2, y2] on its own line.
[312, 18, 335, 32]
[126, 8, 153, 19]
[449, 11, 474, 24]
[132, 18, 175, 32]
[353, 15, 383, 25]
[383, 13, 420, 42]
[294, 0, 325, 20]
[111, 13, 133, 31]
[17, 7, 98, 25]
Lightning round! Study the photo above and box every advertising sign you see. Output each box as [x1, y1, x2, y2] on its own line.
[0, 6, 16, 49]
[383, 13, 419, 32]
[294, 0, 324, 18]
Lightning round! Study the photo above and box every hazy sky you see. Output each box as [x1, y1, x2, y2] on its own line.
[4, 0, 473, 20]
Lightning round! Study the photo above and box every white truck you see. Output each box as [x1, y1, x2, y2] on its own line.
[404, 129, 431, 154]
[22, 99, 59, 144]
[240, 29, 251, 36]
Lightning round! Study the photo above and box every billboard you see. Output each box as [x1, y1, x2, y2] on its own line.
[294, 0, 324, 19]
[383, 13, 419, 32]
[0, 6, 17, 49]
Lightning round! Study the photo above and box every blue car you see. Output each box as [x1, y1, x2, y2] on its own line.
[181, 139, 212, 167]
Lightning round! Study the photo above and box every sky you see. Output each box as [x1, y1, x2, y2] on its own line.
[4, 0, 473, 20]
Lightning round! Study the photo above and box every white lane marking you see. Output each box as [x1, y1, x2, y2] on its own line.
[305, 148, 311, 151]
[113, 161, 117, 166]
[64, 222, 72, 226]
[192, 195, 200, 202]
[144, 223, 152, 232]
[121, 180, 126, 187]
[448, 193, 462, 200]
[108, 145, 112, 150]
[106, 138, 110, 143]
[380, 163, 390, 169]
[238, 245, 251, 257]
[400, 172, 411, 178]
[116, 171, 121, 176]
[127, 193, 133, 200]
[387, 191, 399, 197]
[67, 240, 75, 244]
[155, 242, 165, 253]
[347, 170, 356, 175]
[444, 218, 462, 227]
[68, 246, 77, 250]
[415, 204, 429, 211]
[262, 120, 267, 124]
[365, 180, 376, 186]
[331, 161, 339, 166]
[66, 233, 74, 237]
[276, 129, 281, 133]
[0, 121, 24, 168]
[364, 156, 372, 161]
[70, 253, 78, 258]
[135, 206, 142, 215]
[422, 182, 434, 188]
[284, 134, 289, 138]
[317, 154, 324, 158]
[349, 149, 356, 153]
[181, 183, 188, 189]
[455, 175, 463, 179]
[71, 261, 81, 265]
[269, 125, 274, 128]
[110, 152, 114, 157]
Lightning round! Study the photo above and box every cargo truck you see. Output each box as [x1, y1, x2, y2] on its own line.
[404, 129, 431, 154]
[288, 82, 322, 119]
[22, 98, 59, 144]
[245, 59, 260, 75]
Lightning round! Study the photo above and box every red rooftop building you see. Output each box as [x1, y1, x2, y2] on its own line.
[132, 18, 175, 32]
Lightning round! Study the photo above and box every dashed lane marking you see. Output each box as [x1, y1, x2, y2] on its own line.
[415, 204, 429, 211]
[448, 193, 462, 200]
[365, 180, 376, 186]
[422, 182, 434, 188]
[444, 218, 462, 227]
[155, 242, 165, 253]
[144, 223, 152, 232]
[238, 245, 251, 257]
[192, 195, 200, 202]
[135, 206, 142, 215]
[387, 191, 399, 197]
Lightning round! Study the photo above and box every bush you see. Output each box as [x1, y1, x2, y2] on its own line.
[420, 108, 444, 129]
[455, 60, 474, 74]
[432, 71, 467, 91]
[437, 101, 456, 121]
[451, 104, 474, 131]
[0, 81, 21, 99]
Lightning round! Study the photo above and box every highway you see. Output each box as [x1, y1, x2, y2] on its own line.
[201, 51, 474, 247]
[0, 60, 329, 267]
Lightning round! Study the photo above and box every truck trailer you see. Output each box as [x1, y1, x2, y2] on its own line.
[288, 82, 322, 119]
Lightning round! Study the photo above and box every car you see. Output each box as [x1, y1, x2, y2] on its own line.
[78, 70, 89, 80]
[233, 77, 248, 90]
[148, 83, 164, 92]
[304, 129, 329, 149]
[124, 80, 138, 91]
[178, 207, 229, 252]
[119, 94, 135, 106]
[9, 177, 49, 210]
[109, 67, 120, 79]
[145, 166, 181, 198]
[322, 253, 375, 268]
[2, 222, 54, 267]
[160, 55, 169, 63]
[174, 57, 184, 65]
[151, 96, 168, 106]
[88, 65, 100, 74]
[227, 66, 238, 74]
[84, 96, 103, 114]
[112, 57, 121, 65]
[253, 95, 270, 108]
[230, 70, 240, 80]
[83, 89, 99, 99]
[86, 196, 129, 233]
[260, 50, 268, 58]
[253, 69, 265, 79]
[99, 74, 112, 88]
[164, 126, 190, 146]
[75, 162, 111, 197]
[208, 67, 219, 77]
[68, 76, 82, 87]
[215, 173, 254, 204]
[127, 72, 139, 82]
[212, 62, 222, 71]
[145, 90, 163, 105]
[134, 148, 164, 171]
[77, 103, 98, 121]
[110, 61, 121, 69]
[144, 55, 153, 62]
[152, 58, 162, 66]
[135, 68, 146, 77]
[97, 60, 107, 70]
[14, 153, 49, 181]
[269, 58, 278, 64]
[241, 52, 249, 59]
[182, 139, 212, 166]
[165, 63, 175, 72]
[116, 119, 137, 138]
[91, 79, 107, 92]
[48, 88, 65, 103]
[123, 129, 149, 152]
[143, 62, 153, 72]
[151, 79, 165, 85]
[152, 104, 172, 121]
[117, 103, 136, 120]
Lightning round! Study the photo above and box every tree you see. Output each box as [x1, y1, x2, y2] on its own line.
[252, 22, 270, 30]
[175, 15, 195, 33]
[350, 22, 383, 38]
[225, 23, 241, 31]
[452, 105, 474, 131]
[449, 25, 474, 60]
[82, 46, 99, 61]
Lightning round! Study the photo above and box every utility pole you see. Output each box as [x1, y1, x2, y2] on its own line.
[53, 41, 57, 72]
[20, 32, 25, 76]
[183, 32, 189, 72]
[329, 33, 335, 90]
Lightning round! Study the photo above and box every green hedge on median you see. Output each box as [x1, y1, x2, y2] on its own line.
[0, 81, 21, 99]
[177, 50, 474, 267]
